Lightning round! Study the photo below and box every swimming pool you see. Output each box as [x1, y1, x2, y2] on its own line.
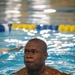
[0, 29, 75, 75]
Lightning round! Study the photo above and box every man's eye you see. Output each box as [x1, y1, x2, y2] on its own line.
[32, 51, 37, 54]
[25, 51, 29, 53]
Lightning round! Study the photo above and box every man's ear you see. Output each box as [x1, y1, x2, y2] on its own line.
[44, 53, 48, 59]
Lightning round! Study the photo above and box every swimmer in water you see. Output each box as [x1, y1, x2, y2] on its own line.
[0, 46, 24, 53]
[11, 38, 69, 75]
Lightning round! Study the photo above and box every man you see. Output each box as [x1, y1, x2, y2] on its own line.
[12, 38, 69, 75]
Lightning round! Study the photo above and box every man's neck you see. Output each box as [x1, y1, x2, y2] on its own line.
[27, 65, 46, 75]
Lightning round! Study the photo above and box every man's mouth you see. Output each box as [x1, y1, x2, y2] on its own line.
[25, 61, 33, 64]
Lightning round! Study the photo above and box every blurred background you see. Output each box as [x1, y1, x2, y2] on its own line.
[0, 0, 75, 75]
[0, 0, 75, 25]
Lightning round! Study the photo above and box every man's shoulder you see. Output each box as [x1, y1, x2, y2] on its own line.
[46, 66, 69, 75]
[11, 67, 27, 75]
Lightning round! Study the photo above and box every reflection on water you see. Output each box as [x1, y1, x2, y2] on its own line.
[0, 29, 75, 75]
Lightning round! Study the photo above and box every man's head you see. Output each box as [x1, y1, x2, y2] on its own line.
[24, 38, 48, 71]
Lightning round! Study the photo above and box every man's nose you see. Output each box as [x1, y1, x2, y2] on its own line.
[26, 52, 33, 58]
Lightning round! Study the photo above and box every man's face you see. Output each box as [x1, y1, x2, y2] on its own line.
[24, 41, 47, 70]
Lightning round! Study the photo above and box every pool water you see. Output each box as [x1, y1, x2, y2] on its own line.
[0, 29, 75, 75]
